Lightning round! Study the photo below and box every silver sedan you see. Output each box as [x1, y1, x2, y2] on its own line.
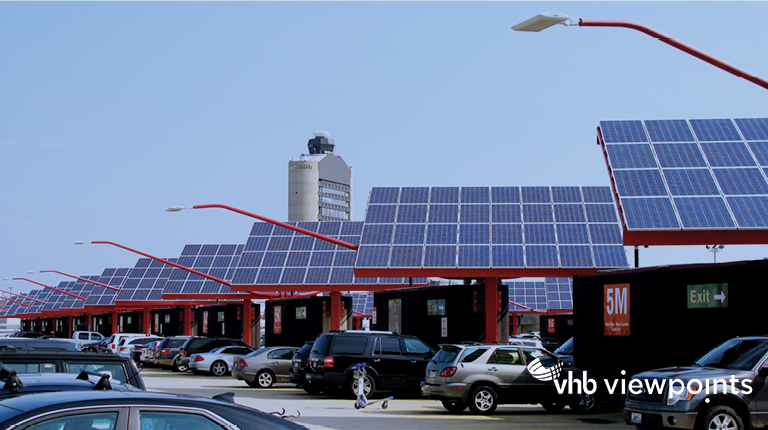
[231, 346, 298, 388]
[188, 345, 256, 376]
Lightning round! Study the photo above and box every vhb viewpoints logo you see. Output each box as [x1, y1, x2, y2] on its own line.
[527, 357, 563, 382]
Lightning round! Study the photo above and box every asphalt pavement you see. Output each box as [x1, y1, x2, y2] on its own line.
[140, 367, 629, 430]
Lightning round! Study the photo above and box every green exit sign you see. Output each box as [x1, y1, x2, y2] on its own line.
[687, 284, 728, 309]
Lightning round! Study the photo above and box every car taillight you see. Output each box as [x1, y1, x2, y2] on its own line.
[305, 357, 309, 367]
[181, 350, 187, 357]
[135, 346, 143, 351]
[120, 347, 129, 352]
[161, 348, 169, 355]
[110, 345, 115, 350]
[439, 367, 457, 377]
[323, 356, 334, 368]
[238, 359, 248, 368]
[194, 356, 205, 362]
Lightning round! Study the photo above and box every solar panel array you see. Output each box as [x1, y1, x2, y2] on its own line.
[355, 187, 628, 270]
[84, 269, 128, 306]
[162, 244, 250, 297]
[600, 118, 768, 230]
[232, 221, 425, 286]
[351, 291, 374, 316]
[0, 289, 52, 317]
[507, 277, 573, 311]
[111, 258, 177, 302]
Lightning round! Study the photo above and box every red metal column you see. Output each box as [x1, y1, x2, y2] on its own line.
[64, 317, 71, 338]
[111, 310, 119, 335]
[243, 299, 253, 346]
[330, 291, 342, 331]
[142, 308, 151, 334]
[183, 306, 192, 336]
[485, 278, 498, 343]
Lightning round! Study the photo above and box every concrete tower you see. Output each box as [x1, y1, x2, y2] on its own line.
[288, 131, 352, 222]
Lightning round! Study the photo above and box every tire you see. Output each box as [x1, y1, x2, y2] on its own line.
[700, 405, 743, 430]
[349, 373, 376, 399]
[441, 400, 467, 413]
[210, 360, 228, 377]
[173, 359, 188, 373]
[541, 401, 566, 413]
[256, 370, 275, 388]
[245, 379, 259, 388]
[467, 385, 497, 414]
[303, 383, 323, 395]
[568, 393, 597, 413]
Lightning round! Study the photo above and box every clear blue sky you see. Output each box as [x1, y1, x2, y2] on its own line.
[2, 2, 767, 293]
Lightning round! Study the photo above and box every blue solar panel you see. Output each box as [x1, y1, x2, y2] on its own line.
[582, 187, 614, 203]
[593, 245, 629, 267]
[431, 187, 459, 203]
[673, 197, 736, 229]
[491, 224, 523, 244]
[554, 204, 586, 223]
[621, 198, 680, 229]
[690, 119, 742, 142]
[492, 205, 522, 223]
[713, 168, 768, 195]
[524, 224, 556, 244]
[423, 246, 456, 267]
[522, 187, 552, 203]
[726, 197, 768, 228]
[653, 143, 707, 168]
[390, 246, 423, 267]
[460, 205, 490, 223]
[458, 245, 490, 268]
[428, 205, 459, 223]
[645, 119, 695, 143]
[663, 169, 720, 196]
[606, 144, 658, 169]
[369, 187, 400, 204]
[600, 120, 648, 143]
[522, 204, 554, 223]
[426, 224, 457, 244]
[492, 245, 524, 267]
[400, 187, 430, 203]
[394, 224, 426, 244]
[361, 224, 394, 244]
[701, 142, 757, 167]
[613, 170, 669, 196]
[396, 205, 428, 223]
[525, 246, 559, 267]
[545, 277, 573, 310]
[556, 224, 590, 244]
[735, 118, 768, 141]
[461, 187, 490, 204]
[589, 224, 623, 244]
[491, 187, 521, 203]
[559, 245, 594, 267]
[552, 187, 583, 203]
[365, 205, 397, 223]
[748, 142, 768, 166]
[459, 224, 490, 244]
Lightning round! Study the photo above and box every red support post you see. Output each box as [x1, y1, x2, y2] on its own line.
[142, 308, 151, 335]
[330, 291, 342, 331]
[111, 310, 119, 336]
[485, 278, 499, 343]
[183, 306, 193, 336]
[243, 299, 253, 347]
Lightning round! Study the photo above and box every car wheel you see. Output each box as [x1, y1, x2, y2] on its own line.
[303, 383, 323, 395]
[245, 379, 259, 388]
[700, 405, 743, 430]
[256, 370, 275, 388]
[173, 359, 188, 373]
[468, 385, 497, 414]
[349, 373, 376, 399]
[568, 393, 597, 413]
[540, 401, 566, 413]
[210, 360, 228, 376]
[441, 400, 467, 413]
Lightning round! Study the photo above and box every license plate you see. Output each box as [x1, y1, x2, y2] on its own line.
[293, 363, 299, 369]
[429, 370, 437, 378]
[630, 412, 642, 424]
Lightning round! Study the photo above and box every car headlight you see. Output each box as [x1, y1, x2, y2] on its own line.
[666, 388, 695, 405]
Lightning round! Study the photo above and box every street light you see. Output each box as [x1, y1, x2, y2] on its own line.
[706, 245, 725, 263]
[0, 289, 46, 304]
[167, 204, 359, 251]
[10, 278, 86, 301]
[512, 13, 768, 91]
[28, 270, 120, 292]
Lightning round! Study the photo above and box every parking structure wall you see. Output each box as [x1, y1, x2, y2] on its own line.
[573, 259, 768, 383]
[371, 283, 509, 349]
[264, 296, 352, 347]
[538, 313, 574, 343]
[194, 303, 255, 343]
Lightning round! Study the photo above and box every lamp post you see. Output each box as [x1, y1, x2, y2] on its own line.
[512, 12, 768, 91]
[28, 270, 120, 292]
[10, 278, 86, 301]
[706, 245, 725, 263]
[0, 289, 46, 304]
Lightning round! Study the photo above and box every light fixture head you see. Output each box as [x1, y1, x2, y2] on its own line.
[512, 12, 571, 32]
[166, 206, 190, 212]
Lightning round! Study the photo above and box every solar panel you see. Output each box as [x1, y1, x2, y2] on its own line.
[545, 277, 573, 310]
[233, 221, 425, 286]
[162, 244, 249, 298]
[600, 118, 768, 231]
[355, 186, 627, 271]
[507, 280, 547, 311]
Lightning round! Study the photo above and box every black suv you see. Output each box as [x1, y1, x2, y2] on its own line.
[290, 342, 316, 393]
[306, 330, 435, 397]
[177, 337, 251, 372]
[0, 350, 145, 390]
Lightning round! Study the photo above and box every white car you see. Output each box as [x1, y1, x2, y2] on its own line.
[188, 345, 256, 376]
[104, 333, 148, 355]
[116, 336, 163, 358]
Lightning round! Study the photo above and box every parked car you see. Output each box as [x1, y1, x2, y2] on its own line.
[232, 346, 299, 388]
[81, 337, 111, 353]
[151, 335, 191, 370]
[554, 337, 574, 366]
[188, 345, 256, 376]
[0, 349, 145, 389]
[422, 343, 572, 414]
[176, 337, 251, 372]
[138, 339, 162, 365]
[105, 333, 148, 354]
[0, 390, 309, 430]
[624, 336, 768, 430]
[0, 338, 81, 351]
[290, 342, 318, 393]
[9, 331, 47, 338]
[306, 330, 435, 397]
[0, 370, 141, 398]
[116, 335, 162, 360]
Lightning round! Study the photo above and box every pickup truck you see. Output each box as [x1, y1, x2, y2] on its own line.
[624, 336, 768, 430]
[48, 331, 105, 348]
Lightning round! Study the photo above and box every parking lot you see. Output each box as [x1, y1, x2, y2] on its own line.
[141, 368, 627, 430]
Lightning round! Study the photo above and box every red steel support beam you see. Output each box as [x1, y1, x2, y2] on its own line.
[183, 305, 193, 336]
[485, 278, 499, 343]
[243, 299, 254, 347]
[330, 291, 342, 331]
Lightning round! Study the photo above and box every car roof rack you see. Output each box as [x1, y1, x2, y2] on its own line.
[212, 392, 235, 403]
[76, 370, 113, 391]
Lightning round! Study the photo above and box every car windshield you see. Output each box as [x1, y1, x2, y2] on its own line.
[433, 346, 461, 363]
[246, 349, 269, 358]
[695, 339, 768, 371]
[555, 337, 573, 355]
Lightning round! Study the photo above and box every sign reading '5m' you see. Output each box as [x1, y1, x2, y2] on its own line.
[604, 284, 630, 336]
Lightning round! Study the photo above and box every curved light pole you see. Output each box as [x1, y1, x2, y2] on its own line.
[11, 278, 86, 301]
[29, 270, 120, 292]
[167, 204, 359, 250]
[0, 289, 46, 304]
[512, 12, 768, 91]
